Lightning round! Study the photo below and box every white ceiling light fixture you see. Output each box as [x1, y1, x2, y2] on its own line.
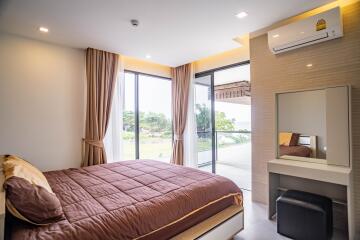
[236, 11, 248, 19]
[272, 34, 279, 38]
[39, 26, 49, 33]
[145, 54, 151, 59]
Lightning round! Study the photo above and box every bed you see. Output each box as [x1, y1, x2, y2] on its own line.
[279, 135, 317, 158]
[279, 145, 312, 158]
[0, 158, 243, 240]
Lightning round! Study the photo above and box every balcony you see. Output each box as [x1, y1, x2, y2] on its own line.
[198, 130, 251, 190]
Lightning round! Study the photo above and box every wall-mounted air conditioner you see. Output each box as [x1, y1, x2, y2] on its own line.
[268, 7, 343, 54]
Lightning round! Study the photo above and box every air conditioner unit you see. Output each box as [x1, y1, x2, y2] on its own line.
[268, 7, 343, 54]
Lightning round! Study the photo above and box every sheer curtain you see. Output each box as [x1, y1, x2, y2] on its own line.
[183, 64, 198, 168]
[104, 56, 124, 163]
[105, 59, 197, 165]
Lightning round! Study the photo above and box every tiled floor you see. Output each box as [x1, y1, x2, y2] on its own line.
[234, 190, 347, 240]
[234, 190, 290, 240]
[199, 143, 252, 190]
[200, 162, 251, 190]
[188, 143, 347, 239]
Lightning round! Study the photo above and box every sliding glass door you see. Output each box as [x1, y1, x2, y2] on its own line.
[213, 63, 251, 189]
[123, 72, 136, 160]
[195, 61, 252, 189]
[195, 74, 215, 173]
[122, 71, 172, 162]
[138, 74, 172, 162]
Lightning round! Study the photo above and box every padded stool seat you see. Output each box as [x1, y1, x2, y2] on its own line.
[276, 190, 333, 240]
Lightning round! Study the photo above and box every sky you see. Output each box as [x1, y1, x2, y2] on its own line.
[124, 73, 171, 117]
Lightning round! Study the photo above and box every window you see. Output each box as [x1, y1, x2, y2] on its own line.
[123, 71, 172, 162]
[123, 72, 136, 160]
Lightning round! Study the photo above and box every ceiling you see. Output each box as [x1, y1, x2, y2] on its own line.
[217, 96, 251, 105]
[214, 64, 250, 85]
[0, 0, 334, 67]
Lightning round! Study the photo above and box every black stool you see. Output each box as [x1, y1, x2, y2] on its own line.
[276, 190, 333, 240]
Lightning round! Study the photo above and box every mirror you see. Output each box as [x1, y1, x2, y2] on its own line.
[277, 89, 326, 161]
[276, 86, 350, 166]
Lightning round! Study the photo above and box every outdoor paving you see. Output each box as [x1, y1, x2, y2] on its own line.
[199, 143, 251, 190]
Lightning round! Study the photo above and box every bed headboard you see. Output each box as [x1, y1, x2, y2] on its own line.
[298, 135, 317, 158]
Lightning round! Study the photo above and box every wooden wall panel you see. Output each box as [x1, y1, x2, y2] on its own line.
[250, 2, 360, 235]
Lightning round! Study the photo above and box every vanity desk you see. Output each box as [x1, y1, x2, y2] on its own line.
[268, 85, 354, 239]
[268, 159, 354, 239]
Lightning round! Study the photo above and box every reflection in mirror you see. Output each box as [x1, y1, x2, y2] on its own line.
[277, 89, 326, 160]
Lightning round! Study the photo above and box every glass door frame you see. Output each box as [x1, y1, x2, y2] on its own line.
[125, 70, 172, 160]
[194, 72, 216, 173]
[195, 60, 250, 173]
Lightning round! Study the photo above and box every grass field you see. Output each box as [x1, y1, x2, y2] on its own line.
[122, 132, 251, 161]
[123, 138, 172, 160]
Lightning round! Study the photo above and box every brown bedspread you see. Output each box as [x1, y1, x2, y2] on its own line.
[10, 160, 242, 240]
[279, 145, 312, 158]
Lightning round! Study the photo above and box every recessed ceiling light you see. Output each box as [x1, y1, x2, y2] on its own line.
[306, 63, 313, 68]
[236, 12, 248, 19]
[145, 54, 151, 59]
[272, 34, 279, 38]
[39, 27, 49, 33]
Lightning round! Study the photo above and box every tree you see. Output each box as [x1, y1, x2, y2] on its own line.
[196, 104, 211, 132]
[123, 111, 135, 131]
[195, 104, 236, 132]
[215, 111, 235, 131]
[123, 111, 172, 135]
[141, 112, 171, 133]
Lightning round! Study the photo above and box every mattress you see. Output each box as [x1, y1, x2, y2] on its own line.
[10, 160, 242, 240]
[279, 145, 312, 158]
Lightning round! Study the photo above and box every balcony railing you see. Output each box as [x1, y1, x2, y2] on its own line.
[197, 130, 251, 167]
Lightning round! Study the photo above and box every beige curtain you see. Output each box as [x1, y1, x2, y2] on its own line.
[171, 63, 192, 165]
[82, 48, 119, 166]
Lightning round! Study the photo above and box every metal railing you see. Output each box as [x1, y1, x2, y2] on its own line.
[197, 130, 251, 167]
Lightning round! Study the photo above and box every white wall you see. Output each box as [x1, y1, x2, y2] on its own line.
[0, 33, 85, 171]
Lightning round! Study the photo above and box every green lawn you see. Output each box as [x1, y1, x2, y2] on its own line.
[123, 132, 251, 160]
[123, 138, 172, 160]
